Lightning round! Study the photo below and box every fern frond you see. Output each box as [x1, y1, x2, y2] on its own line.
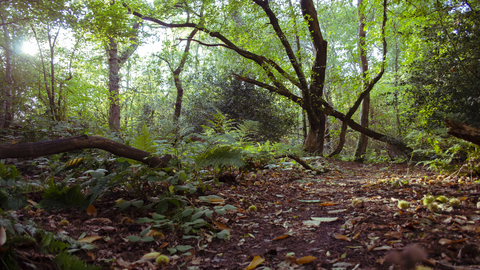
[195, 145, 245, 169]
[235, 120, 260, 141]
[132, 124, 156, 153]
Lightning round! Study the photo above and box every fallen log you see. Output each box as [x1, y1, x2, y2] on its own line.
[445, 119, 480, 147]
[0, 135, 171, 168]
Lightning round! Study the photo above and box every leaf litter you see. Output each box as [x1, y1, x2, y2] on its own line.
[11, 160, 480, 269]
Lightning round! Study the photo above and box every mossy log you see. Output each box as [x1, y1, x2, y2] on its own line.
[0, 135, 171, 168]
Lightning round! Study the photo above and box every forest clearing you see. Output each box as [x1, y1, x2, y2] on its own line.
[1, 0, 480, 269]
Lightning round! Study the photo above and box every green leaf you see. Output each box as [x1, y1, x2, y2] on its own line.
[215, 208, 226, 215]
[205, 210, 214, 218]
[127, 236, 141, 242]
[182, 208, 195, 217]
[176, 245, 193, 252]
[178, 172, 187, 181]
[152, 213, 165, 220]
[117, 201, 131, 211]
[137, 217, 154, 223]
[140, 226, 151, 236]
[216, 230, 230, 240]
[191, 210, 206, 220]
[131, 200, 144, 208]
[141, 236, 155, 242]
[223, 204, 237, 211]
[157, 201, 168, 214]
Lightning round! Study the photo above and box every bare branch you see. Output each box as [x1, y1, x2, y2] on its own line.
[233, 73, 303, 104]
[126, 6, 302, 88]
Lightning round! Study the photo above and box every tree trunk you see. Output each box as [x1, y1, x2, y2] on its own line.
[105, 23, 140, 131]
[106, 38, 121, 131]
[300, 0, 328, 155]
[354, 0, 370, 162]
[173, 29, 198, 122]
[329, 0, 387, 158]
[0, 135, 172, 168]
[1, 13, 13, 128]
[304, 110, 326, 154]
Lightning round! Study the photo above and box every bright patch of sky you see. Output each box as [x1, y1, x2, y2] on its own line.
[22, 41, 39, 55]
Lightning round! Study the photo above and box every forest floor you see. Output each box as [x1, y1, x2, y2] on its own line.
[11, 159, 480, 270]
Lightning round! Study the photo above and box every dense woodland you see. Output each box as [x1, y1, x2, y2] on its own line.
[0, 0, 480, 269]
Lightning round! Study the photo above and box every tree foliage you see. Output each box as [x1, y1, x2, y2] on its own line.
[404, 5, 480, 127]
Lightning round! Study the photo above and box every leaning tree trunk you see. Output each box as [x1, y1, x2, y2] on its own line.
[172, 29, 198, 122]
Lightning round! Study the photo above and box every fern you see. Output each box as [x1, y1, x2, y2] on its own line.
[54, 249, 101, 270]
[40, 180, 89, 211]
[194, 145, 245, 169]
[0, 163, 21, 180]
[86, 173, 114, 206]
[41, 232, 100, 270]
[234, 120, 260, 142]
[0, 163, 29, 210]
[132, 123, 156, 153]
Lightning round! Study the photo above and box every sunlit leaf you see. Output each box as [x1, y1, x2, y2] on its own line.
[78, 235, 104, 243]
[296, 255, 317, 264]
[245, 255, 265, 270]
[273, 234, 290, 240]
[213, 221, 229, 231]
[334, 234, 351, 241]
[142, 252, 161, 260]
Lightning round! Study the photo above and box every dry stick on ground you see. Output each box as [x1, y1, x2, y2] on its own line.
[0, 135, 171, 168]
[274, 154, 327, 173]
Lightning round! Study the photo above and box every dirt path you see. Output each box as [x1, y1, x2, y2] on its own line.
[15, 160, 480, 269]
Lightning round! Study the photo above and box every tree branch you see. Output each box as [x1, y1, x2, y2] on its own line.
[329, 0, 388, 157]
[253, 0, 309, 90]
[118, 21, 142, 66]
[126, 5, 302, 88]
[233, 73, 303, 104]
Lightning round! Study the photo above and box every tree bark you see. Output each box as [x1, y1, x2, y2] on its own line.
[1, 13, 13, 128]
[299, 0, 328, 154]
[172, 29, 198, 122]
[106, 38, 122, 131]
[0, 135, 172, 168]
[105, 22, 141, 131]
[445, 119, 480, 146]
[354, 0, 370, 162]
